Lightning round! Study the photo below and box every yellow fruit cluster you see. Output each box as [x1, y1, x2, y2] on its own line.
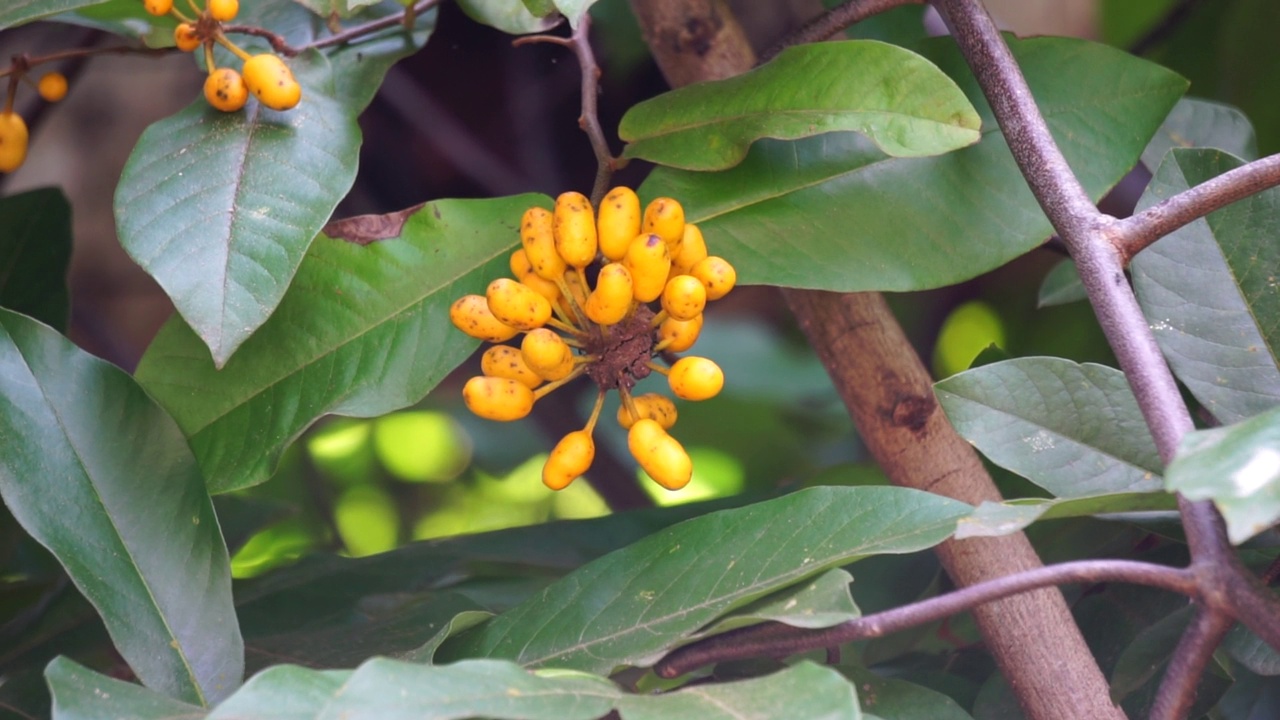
[451, 189, 738, 492]
[146, 0, 301, 112]
[0, 69, 68, 174]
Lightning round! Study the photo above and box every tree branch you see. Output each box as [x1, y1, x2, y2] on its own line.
[1149, 608, 1233, 720]
[657, 559, 1197, 677]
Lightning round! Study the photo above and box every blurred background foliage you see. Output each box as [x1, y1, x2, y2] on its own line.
[0, 0, 1274, 577]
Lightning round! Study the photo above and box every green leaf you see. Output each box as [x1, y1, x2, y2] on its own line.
[612, 662, 860, 720]
[955, 492, 1178, 539]
[640, 35, 1186, 292]
[1131, 148, 1280, 424]
[1141, 97, 1258, 169]
[115, 2, 434, 367]
[690, 568, 860, 640]
[0, 188, 71, 331]
[439, 486, 969, 673]
[456, 0, 560, 34]
[1223, 623, 1280, 677]
[47, 657, 203, 720]
[1036, 259, 1087, 309]
[620, 41, 980, 171]
[0, 0, 109, 29]
[839, 665, 973, 720]
[935, 358, 1164, 498]
[52, 0, 176, 47]
[0, 309, 242, 705]
[548, 0, 594, 27]
[136, 195, 541, 493]
[1165, 405, 1280, 543]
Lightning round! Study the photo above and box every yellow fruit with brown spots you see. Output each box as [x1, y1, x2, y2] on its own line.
[450, 294, 519, 343]
[463, 376, 534, 421]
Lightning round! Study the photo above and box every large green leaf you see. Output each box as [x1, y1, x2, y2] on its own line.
[135, 195, 541, 493]
[115, 2, 434, 368]
[935, 358, 1164, 498]
[639, 36, 1186, 292]
[0, 188, 71, 331]
[0, 309, 241, 705]
[689, 568, 861, 639]
[49, 658, 857, 720]
[439, 486, 969, 673]
[620, 41, 980, 171]
[955, 492, 1178, 539]
[1131, 149, 1280, 424]
[1140, 97, 1258, 169]
[839, 665, 973, 720]
[0, 0, 108, 29]
[456, 0, 559, 34]
[1165, 405, 1280, 543]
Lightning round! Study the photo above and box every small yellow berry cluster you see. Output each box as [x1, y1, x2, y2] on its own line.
[145, 0, 301, 112]
[0, 66, 67, 173]
[450, 189, 737, 492]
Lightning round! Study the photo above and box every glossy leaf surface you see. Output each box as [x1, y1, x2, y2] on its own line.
[0, 0, 108, 29]
[1132, 148, 1280, 424]
[620, 41, 980, 171]
[640, 36, 1185, 292]
[935, 358, 1164, 498]
[0, 188, 71, 331]
[136, 195, 542, 492]
[0, 309, 241, 704]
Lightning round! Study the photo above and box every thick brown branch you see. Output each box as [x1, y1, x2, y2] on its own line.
[657, 559, 1197, 677]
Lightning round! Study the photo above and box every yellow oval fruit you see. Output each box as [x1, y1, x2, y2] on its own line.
[661, 274, 707, 322]
[539, 350, 577, 381]
[584, 262, 633, 326]
[481, 345, 543, 390]
[692, 256, 736, 301]
[668, 356, 724, 401]
[542, 430, 595, 490]
[628, 419, 693, 490]
[463, 376, 534, 422]
[204, 67, 248, 112]
[36, 72, 68, 102]
[617, 393, 677, 430]
[450, 294, 519, 343]
[510, 249, 561, 302]
[486, 278, 551, 331]
[671, 223, 708, 276]
[657, 313, 703, 353]
[143, 0, 173, 16]
[643, 197, 685, 255]
[0, 112, 28, 173]
[623, 234, 671, 303]
[597, 186, 640, 261]
[521, 206, 567, 282]
[208, 0, 238, 21]
[242, 54, 301, 111]
[174, 23, 202, 52]
[553, 191, 598, 268]
[521, 328, 572, 376]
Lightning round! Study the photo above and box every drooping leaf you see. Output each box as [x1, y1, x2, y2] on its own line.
[0, 0, 109, 29]
[1140, 97, 1258, 169]
[0, 188, 72, 331]
[439, 487, 969, 673]
[690, 568, 860, 640]
[1165, 405, 1280, 543]
[1223, 623, 1280, 677]
[838, 665, 973, 720]
[1036, 259, 1087, 308]
[456, 0, 559, 34]
[115, 2, 435, 367]
[1131, 148, 1280, 424]
[612, 662, 860, 720]
[639, 35, 1186, 292]
[47, 657, 203, 720]
[135, 195, 542, 493]
[935, 358, 1164, 498]
[620, 41, 980, 171]
[0, 309, 241, 705]
[955, 492, 1177, 539]
[1215, 669, 1280, 720]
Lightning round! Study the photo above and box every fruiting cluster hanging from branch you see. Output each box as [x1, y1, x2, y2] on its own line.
[145, 0, 301, 112]
[450, 189, 737, 492]
[0, 58, 67, 173]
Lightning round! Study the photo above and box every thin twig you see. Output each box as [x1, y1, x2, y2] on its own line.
[760, 0, 923, 63]
[656, 559, 1197, 678]
[514, 15, 618, 205]
[224, 0, 443, 57]
[1149, 608, 1233, 720]
[1113, 153, 1280, 263]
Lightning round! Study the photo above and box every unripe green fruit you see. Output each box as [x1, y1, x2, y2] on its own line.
[543, 430, 594, 490]
[585, 262, 633, 326]
[463, 376, 534, 421]
[450, 294, 519, 343]
[486, 278, 551, 331]
[668, 356, 723, 401]
[661, 274, 707, 322]
[628, 419, 692, 490]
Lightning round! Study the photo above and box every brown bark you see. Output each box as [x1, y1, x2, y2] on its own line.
[625, 2, 1124, 717]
